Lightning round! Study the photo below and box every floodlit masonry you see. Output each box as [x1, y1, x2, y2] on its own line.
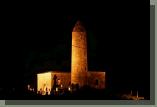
[37, 20, 106, 94]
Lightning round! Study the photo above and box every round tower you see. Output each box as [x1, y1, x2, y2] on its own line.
[71, 20, 88, 87]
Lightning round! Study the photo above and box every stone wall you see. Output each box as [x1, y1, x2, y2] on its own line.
[88, 71, 106, 89]
[51, 72, 71, 89]
[71, 21, 88, 87]
[37, 70, 105, 91]
[37, 72, 52, 93]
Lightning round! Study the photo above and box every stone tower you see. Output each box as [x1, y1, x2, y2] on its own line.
[71, 20, 88, 87]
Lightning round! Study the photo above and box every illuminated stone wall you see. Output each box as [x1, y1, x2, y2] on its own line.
[51, 72, 71, 89]
[88, 71, 106, 89]
[71, 21, 88, 87]
[37, 72, 71, 92]
[36, 20, 106, 91]
[37, 72, 52, 94]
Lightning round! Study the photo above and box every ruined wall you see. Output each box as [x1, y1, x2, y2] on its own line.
[51, 72, 71, 89]
[88, 71, 106, 89]
[71, 21, 88, 87]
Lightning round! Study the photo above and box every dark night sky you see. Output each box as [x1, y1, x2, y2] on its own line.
[2, 2, 149, 97]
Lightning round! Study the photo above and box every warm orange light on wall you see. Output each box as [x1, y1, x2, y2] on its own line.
[37, 72, 52, 95]
[71, 21, 88, 87]
[36, 20, 106, 92]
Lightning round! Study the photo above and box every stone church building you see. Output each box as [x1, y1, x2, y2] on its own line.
[37, 20, 106, 94]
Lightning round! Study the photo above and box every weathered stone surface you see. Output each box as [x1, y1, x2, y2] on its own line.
[51, 72, 71, 89]
[37, 20, 106, 91]
[71, 21, 88, 87]
[88, 71, 106, 89]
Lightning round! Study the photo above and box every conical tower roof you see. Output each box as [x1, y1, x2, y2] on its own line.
[72, 20, 86, 32]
